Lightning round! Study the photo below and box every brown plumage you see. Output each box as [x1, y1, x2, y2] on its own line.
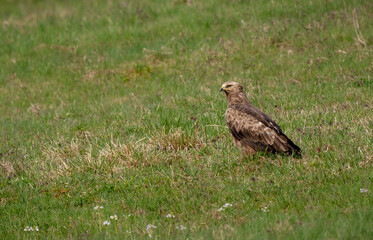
[220, 81, 301, 158]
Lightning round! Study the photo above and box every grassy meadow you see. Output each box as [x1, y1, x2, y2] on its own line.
[1, 0, 372, 239]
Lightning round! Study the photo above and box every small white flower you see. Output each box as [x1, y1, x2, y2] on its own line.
[146, 224, 157, 238]
[176, 225, 187, 230]
[122, 214, 131, 219]
[217, 203, 233, 211]
[103, 220, 111, 226]
[262, 207, 269, 212]
[110, 215, 118, 220]
[146, 224, 157, 231]
[94, 205, 104, 210]
[360, 188, 368, 193]
[223, 203, 232, 208]
[166, 213, 175, 218]
[24, 226, 39, 232]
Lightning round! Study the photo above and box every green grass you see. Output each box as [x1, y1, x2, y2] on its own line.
[1, 0, 372, 239]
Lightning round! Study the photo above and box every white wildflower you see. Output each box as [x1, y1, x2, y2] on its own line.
[146, 224, 157, 238]
[262, 207, 269, 212]
[146, 224, 157, 231]
[23, 226, 39, 232]
[166, 213, 175, 218]
[94, 205, 104, 210]
[103, 220, 111, 226]
[360, 188, 368, 193]
[217, 203, 233, 211]
[110, 215, 118, 220]
[176, 225, 187, 230]
[223, 203, 232, 208]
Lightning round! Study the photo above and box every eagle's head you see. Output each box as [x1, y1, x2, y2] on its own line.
[220, 81, 243, 96]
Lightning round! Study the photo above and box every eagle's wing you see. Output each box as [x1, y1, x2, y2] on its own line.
[225, 105, 296, 153]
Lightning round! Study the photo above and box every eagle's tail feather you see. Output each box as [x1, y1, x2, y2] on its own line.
[284, 135, 302, 158]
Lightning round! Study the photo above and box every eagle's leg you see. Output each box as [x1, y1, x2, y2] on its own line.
[241, 146, 257, 158]
[234, 139, 257, 160]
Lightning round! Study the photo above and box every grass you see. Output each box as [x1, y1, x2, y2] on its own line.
[0, 0, 372, 239]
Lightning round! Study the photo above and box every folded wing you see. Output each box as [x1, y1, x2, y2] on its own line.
[225, 105, 301, 155]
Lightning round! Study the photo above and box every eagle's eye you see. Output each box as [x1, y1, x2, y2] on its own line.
[225, 84, 232, 88]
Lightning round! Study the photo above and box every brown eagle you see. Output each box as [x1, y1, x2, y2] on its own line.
[220, 81, 301, 157]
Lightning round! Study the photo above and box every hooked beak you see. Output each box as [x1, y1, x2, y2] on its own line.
[220, 87, 224, 92]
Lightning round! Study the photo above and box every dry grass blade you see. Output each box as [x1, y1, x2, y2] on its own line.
[352, 9, 367, 48]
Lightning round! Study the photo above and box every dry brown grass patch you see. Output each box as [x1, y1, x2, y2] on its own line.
[0, 161, 16, 178]
[41, 133, 141, 179]
[40, 129, 206, 180]
[148, 128, 206, 152]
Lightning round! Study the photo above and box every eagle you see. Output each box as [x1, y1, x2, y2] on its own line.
[220, 81, 301, 158]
